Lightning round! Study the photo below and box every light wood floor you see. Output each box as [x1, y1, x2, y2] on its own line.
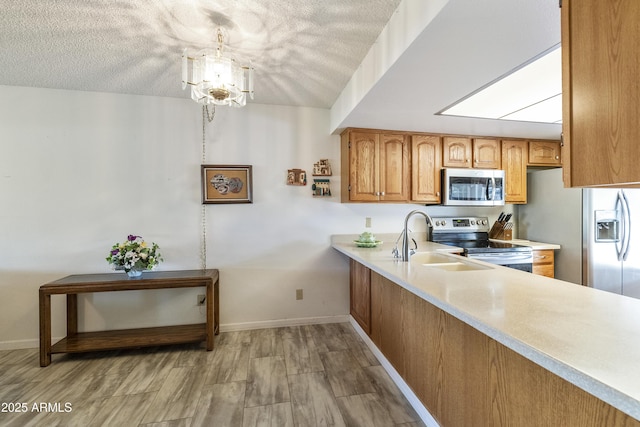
[0, 322, 425, 426]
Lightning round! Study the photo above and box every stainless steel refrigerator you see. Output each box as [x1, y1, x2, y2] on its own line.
[584, 188, 640, 299]
[519, 168, 640, 299]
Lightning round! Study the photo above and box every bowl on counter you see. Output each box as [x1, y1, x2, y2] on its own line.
[354, 231, 382, 248]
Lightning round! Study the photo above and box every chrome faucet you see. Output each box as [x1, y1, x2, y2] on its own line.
[392, 230, 416, 259]
[400, 209, 434, 261]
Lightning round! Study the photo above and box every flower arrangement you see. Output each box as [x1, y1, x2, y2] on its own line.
[106, 234, 163, 272]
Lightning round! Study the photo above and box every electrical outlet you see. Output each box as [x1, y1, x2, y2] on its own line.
[365, 217, 372, 228]
[296, 289, 303, 300]
[197, 294, 206, 306]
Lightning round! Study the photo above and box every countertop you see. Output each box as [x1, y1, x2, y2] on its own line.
[332, 234, 640, 420]
[490, 238, 561, 250]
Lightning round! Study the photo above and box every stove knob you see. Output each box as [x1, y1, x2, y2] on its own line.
[481, 219, 488, 225]
[470, 220, 475, 225]
[441, 220, 446, 226]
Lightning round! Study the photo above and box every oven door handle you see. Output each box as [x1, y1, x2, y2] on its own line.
[466, 253, 532, 265]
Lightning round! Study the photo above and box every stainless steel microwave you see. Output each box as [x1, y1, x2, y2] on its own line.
[442, 168, 505, 206]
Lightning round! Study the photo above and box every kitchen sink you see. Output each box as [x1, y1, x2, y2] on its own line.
[424, 261, 492, 272]
[410, 252, 464, 265]
[410, 252, 492, 271]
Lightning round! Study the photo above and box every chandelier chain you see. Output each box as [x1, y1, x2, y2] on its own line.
[200, 106, 209, 271]
[201, 205, 207, 271]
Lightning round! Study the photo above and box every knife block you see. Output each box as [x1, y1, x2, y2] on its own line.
[496, 228, 512, 240]
[489, 221, 512, 240]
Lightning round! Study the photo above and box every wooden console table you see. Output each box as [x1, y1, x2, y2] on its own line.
[39, 269, 219, 367]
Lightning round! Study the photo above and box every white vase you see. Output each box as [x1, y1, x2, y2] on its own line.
[126, 269, 143, 278]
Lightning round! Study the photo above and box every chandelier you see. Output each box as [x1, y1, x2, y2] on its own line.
[182, 29, 254, 108]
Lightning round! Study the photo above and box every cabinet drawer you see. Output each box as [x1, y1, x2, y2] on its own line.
[533, 250, 554, 278]
[533, 250, 554, 265]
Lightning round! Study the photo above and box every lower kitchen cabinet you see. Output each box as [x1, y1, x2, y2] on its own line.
[370, 271, 403, 373]
[401, 286, 441, 414]
[356, 265, 639, 427]
[370, 271, 488, 426]
[349, 259, 371, 334]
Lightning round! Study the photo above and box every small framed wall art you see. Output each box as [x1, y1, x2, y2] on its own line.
[201, 165, 253, 204]
[287, 169, 307, 186]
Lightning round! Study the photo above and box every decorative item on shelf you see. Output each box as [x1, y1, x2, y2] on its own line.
[106, 235, 163, 278]
[202, 165, 253, 204]
[312, 159, 332, 176]
[182, 28, 254, 109]
[312, 179, 331, 197]
[287, 169, 307, 186]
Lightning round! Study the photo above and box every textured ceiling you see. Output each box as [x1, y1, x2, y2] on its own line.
[1, 0, 402, 108]
[2, 0, 564, 139]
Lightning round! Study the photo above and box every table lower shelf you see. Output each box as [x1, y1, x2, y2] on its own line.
[50, 323, 207, 354]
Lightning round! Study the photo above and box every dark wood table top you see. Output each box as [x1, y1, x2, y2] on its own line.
[40, 269, 219, 294]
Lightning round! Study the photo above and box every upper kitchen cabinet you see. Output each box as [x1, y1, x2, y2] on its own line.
[502, 140, 528, 204]
[340, 129, 410, 202]
[529, 140, 561, 166]
[443, 136, 472, 168]
[443, 137, 501, 169]
[411, 135, 442, 204]
[562, 0, 640, 187]
[473, 138, 501, 169]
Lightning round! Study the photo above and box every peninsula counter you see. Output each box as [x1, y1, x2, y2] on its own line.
[332, 234, 640, 425]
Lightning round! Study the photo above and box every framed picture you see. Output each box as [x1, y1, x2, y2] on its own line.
[201, 165, 253, 204]
[287, 169, 307, 186]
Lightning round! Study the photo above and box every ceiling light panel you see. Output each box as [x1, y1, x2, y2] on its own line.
[501, 93, 562, 123]
[440, 46, 561, 123]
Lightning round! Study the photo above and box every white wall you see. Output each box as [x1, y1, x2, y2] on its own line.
[518, 168, 583, 284]
[0, 85, 511, 349]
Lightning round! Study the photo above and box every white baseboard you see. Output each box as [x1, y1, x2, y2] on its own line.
[0, 337, 63, 351]
[349, 317, 440, 427]
[221, 314, 351, 332]
[0, 315, 351, 350]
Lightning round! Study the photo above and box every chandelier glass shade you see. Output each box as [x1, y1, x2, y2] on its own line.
[182, 29, 254, 108]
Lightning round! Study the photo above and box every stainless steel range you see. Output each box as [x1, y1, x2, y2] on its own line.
[431, 216, 533, 272]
